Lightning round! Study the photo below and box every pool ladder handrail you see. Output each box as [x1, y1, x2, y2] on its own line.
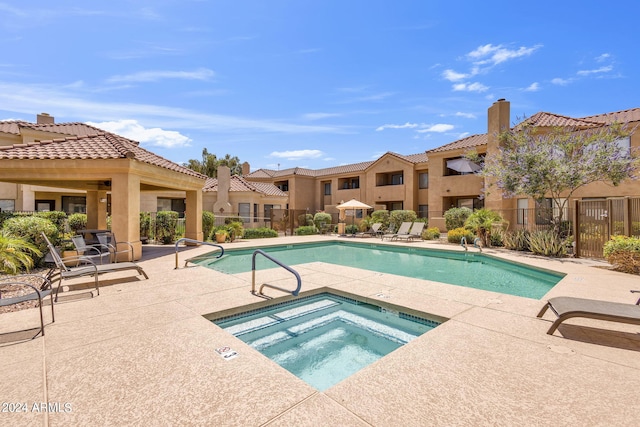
[174, 238, 224, 269]
[251, 249, 302, 298]
[460, 236, 482, 252]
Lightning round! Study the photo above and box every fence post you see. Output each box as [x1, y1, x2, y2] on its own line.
[573, 199, 580, 258]
[624, 197, 631, 237]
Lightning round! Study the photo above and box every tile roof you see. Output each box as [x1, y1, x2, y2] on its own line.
[203, 176, 287, 197]
[580, 107, 640, 124]
[0, 132, 206, 179]
[427, 134, 487, 154]
[0, 121, 27, 135]
[516, 112, 603, 128]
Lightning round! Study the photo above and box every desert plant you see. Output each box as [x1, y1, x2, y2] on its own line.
[464, 208, 503, 247]
[155, 211, 179, 244]
[603, 236, 640, 274]
[447, 227, 475, 244]
[2, 216, 58, 265]
[389, 210, 417, 231]
[242, 228, 278, 239]
[444, 207, 473, 231]
[202, 211, 215, 241]
[227, 221, 244, 241]
[213, 227, 229, 242]
[371, 210, 390, 229]
[67, 213, 87, 234]
[294, 225, 318, 235]
[527, 230, 567, 257]
[0, 230, 42, 274]
[422, 227, 441, 240]
[502, 229, 530, 251]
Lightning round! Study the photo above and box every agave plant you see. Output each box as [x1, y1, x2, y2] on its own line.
[0, 230, 42, 274]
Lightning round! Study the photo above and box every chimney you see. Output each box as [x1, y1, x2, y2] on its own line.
[485, 99, 510, 211]
[212, 165, 232, 213]
[37, 113, 54, 124]
[241, 161, 250, 175]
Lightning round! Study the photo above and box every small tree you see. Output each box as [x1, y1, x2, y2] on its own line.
[464, 208, 503, 247]
[481, 121, 637, 232]
[389, 210, 417, 231]
[371, 210, 390, 229]
[444, 207, 473, 231]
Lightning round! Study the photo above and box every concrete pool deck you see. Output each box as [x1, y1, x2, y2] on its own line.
[1, 236, 638, 426]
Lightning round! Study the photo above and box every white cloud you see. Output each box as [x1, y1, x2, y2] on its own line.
[269, 149, 324, 160]
[455, 112, 476, 119]
[87, 119, 192, 148]
[375, 122, 419, 131]
[106, 68, 215, 83]
[416, 124, 454, 133]
[467, 43, 541, 66]
[452, 82, 489, 92]
[551, 77, 572, 86]
[595, 53, 611, 62]
[577, 66, 613, 76]
[524, 82, 540, 92]
[442, 69, 468, 82]
[302, 112, 341, 120]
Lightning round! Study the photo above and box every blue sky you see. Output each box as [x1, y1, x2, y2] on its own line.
[1, 1, 638, 171]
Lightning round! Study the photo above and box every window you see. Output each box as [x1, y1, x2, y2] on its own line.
[238, 203, 250, 223]
[376, 171, 404, 186]
[62, 196, 86, 214]
[517, 198, 528, 225]
[254, 203, 258, 222]
[390, 202, 403, 211]
[36, 200, 55, 212]
[0, 199, 15, 212]
[391, 173, 403, 185]
[338, 177, 360, 189]
[457, 198, 474, 210]
[324, 182, 331, 195]
[535, 198, 567, 225]
[157, 198, 186, 217]
[264, 204, 280, 219]
[275, 180, 289, 192]
[418, 205, 428, 218]
[419, 173, 429, 189]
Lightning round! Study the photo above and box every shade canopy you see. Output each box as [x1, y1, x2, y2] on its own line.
[336, 199, 373, 210]
[446, 158, 481, 173]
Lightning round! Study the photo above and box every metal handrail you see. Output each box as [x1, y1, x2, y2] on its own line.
[460, 236, 482, 252]
[174, 238, 224, 269]
[251, 249, 302, 298]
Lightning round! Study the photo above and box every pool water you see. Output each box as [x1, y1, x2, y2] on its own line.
[213, 293, 438, 391]
[198, 241, 564, 299]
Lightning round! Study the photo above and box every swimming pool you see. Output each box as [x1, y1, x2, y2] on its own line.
[212, 292, 438, 391]
[197, 241, 564, 299]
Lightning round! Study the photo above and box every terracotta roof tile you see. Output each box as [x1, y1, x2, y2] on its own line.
[203, 176, 287, 196]
[581, 107, 640, 124]
[517, 112, 603, 128]
[0, 121, 27, 135]
[0, 132, 206, 179]
[427, 134, 487, 153]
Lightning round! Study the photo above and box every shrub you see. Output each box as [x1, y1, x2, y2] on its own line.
[0, 230, 42, 274]
[464, 208, 503, 247]
[67, 213, 87, 234]
[313, 212, 332, 230]
[422, 227, 441, 240]
[603, 236, 640, 274]
[528, 230, 567, 257]
[390, 210, 417, 231]
[345, 224, 359, 234]
[2, 216, 58, 265]
[37, 211, 68, 234]
[224, 216, 243, 225]
[503, 229, 530, 251]
[371, 210, 390, 229]
[294, 225, 318, 235]
[140, 212, 152, 238]
[447, 227, 475, 244]
[227, 221, 244, 241]
[155, 211, 179, 244]
[242, 227, 278, 239]
[202, 211, 215, 241]
[444, 207, 473, 231]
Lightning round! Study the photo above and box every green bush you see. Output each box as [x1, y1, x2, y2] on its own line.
[345, 224, 359, 234]
[447, 227, 475, 244]
[2, 216, 58, 266]
[294, 225, 318, 235]
[37, 211, 68, 234]
[371, 210, 390, 229]
[202, 211, 215, 241]
[298, 213, 313, 227]
[224, 216, 242, 225]
[503, 229, 530, 251]
[528, 230, 566, 257]
[155, 211, 179, 244]
[227, 221, 244, 241]
[67, 213, 87, 234]
[242, 227, 278, 239]
[464, 208, 503, 247]
[603, 236, 640, 274]
[390, 210, 417, 231]
[0, 230, 42, 274]
[444, 207, 473, 231]
[422, 227, 441, 240]
[313, 212, 332, 231]
[140, 212, 152, 238]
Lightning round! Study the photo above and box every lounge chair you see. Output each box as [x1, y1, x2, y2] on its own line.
[97, 232, 134, 262]
[536, 291, 640, 335]
[394, 222, 425, 242]
[71, 234, 111, 264]
[0, 275, 54, 340]
[42, 233, 148, 301]
[381, 222, 412, 241]
[356, 223, 382, 238]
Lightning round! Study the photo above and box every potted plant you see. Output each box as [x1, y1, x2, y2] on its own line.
[214, 229, 229, 243]
[60, 240, 80, 267]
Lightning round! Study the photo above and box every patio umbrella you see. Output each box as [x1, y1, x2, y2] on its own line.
[337, 199, 373, 234]
[446, 158, 481, 173]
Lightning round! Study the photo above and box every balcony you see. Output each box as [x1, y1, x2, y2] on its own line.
[441, 175, 483, 197]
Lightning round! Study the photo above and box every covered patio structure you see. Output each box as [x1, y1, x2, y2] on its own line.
[0, 131, 207, 259]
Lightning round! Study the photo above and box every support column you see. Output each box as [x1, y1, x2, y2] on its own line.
[185, 189, 203, 242]
[86, 190, 108, 230]
[111, 173, 142, 260]
[485, 99, 511, 211]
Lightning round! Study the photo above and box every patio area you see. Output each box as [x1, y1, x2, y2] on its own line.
[1, 236, 638, 426]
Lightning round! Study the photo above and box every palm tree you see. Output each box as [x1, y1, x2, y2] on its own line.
[0, 230, 42, 274]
